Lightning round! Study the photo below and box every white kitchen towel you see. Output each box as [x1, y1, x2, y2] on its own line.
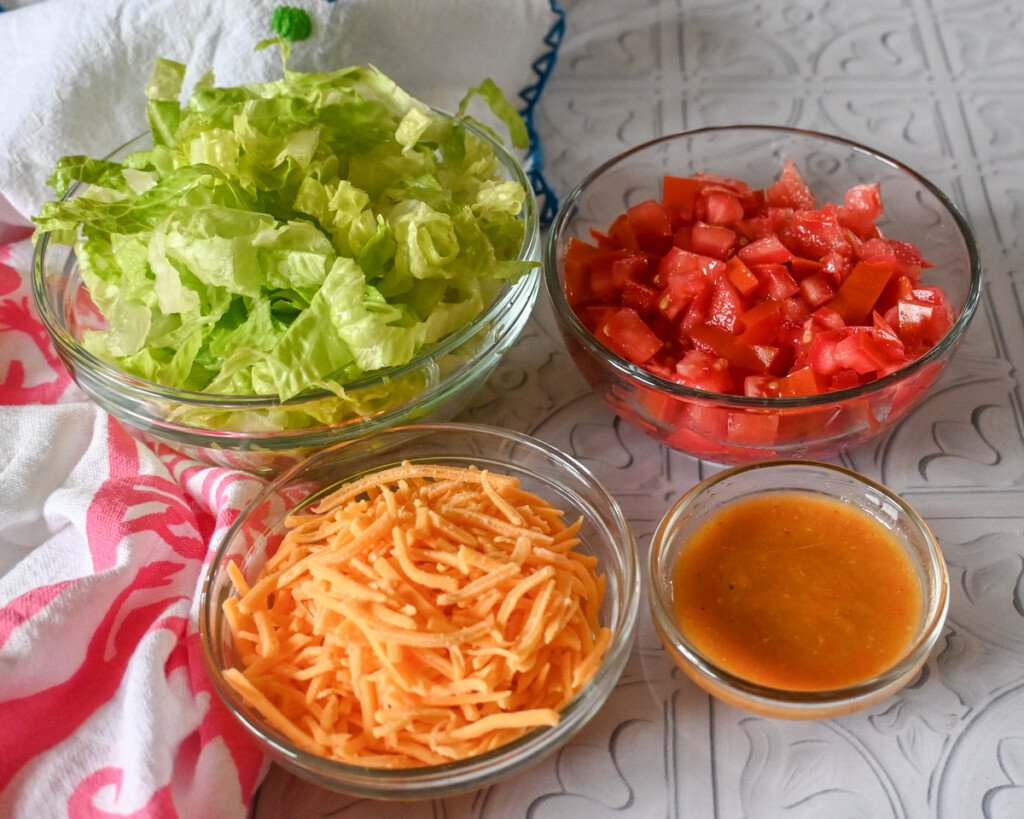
[0, 1, 563, 815]
[0, 0, 564, 228]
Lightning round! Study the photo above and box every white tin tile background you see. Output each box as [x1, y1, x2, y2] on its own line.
[255, 1, 1024, 815]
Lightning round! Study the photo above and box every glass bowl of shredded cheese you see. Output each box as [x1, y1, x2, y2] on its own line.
[199, 422, 641, 798]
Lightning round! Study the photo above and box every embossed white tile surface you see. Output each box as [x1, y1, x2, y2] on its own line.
[254, 1, 1024, 815]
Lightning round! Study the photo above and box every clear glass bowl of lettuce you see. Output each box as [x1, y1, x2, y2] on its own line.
[31, 49, 541, 473]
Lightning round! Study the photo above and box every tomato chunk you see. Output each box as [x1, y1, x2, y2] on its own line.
[826, 261, 894, 324]
[738, 234, 794, 266]
[627, 200, 673, 255]
[663, 175, 701, 225]
[765, 159, 816, 210]
[599, 308, 663, 365]
[692, 222, 738, 260]
[561, 157, 954, 420]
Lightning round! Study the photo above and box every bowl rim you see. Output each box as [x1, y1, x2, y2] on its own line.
[543, 124, 984, 410]
[646, 458, 950, 708]
[198, 421, 642, 793]
[31, 115, 541, 411]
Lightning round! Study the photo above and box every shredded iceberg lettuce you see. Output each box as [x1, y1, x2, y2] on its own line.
[34, 39, 536, 404]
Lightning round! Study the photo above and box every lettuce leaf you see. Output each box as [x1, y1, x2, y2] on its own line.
[34, 41, 536, 407]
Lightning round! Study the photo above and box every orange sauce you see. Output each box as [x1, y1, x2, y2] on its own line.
[671, 491, 923, 691]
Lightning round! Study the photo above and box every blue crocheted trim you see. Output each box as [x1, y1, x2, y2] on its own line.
[519, 0, 565, 226]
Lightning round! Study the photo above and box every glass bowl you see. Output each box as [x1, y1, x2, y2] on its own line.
[544, 125, 982, 464]
[32, 120, 540, 475]
[199, 422, 641, 798]
[648, 460, 949, 720]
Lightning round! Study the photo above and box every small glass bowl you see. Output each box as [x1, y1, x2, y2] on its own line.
[647, 460, 949, 720]
[199, 422, 641, 798]
[32, 119, 540, 475]
[544, 125, 983, 464]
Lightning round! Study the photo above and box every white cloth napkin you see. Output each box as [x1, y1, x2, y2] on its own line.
[0, 0, 561, 227]
[0, 1, 562, 815]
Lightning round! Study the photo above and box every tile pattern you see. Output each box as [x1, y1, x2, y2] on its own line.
[254, 0, 1024, 815]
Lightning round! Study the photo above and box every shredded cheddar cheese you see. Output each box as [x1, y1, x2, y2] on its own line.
[222, 461, 611, 768]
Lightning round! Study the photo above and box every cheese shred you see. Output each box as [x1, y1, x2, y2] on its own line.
[222, 461, 611, 768]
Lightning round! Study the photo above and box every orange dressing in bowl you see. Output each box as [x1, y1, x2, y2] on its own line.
[671, 491, 923, 691]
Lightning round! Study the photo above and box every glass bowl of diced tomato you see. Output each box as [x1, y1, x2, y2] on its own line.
[544, 125, 982, 464]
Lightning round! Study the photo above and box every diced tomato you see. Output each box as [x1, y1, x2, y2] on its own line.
[738, 299, 784, 345]
[738, 234, 794, 266]
[657, 402, 732, 457]
[811, 305, 847, 331]
[833, 328, 906, 376]
[826, 260, 895, 324]
[838, 182, 882, 238]
[655, 283, 691, 322]
[778, 296, 812, 329]
[679, 286, 713, 331]
[744, 374, 779, 398]
[782, 206, 851, 259]
[756, 343, 790, 375]
[621, 279, 660, 314]
[563, 238, 599, 306]
[673, 225, 693, 251]
[857, 238, 900, 267]
[662, 175, 702, 225]
[872, 310, 902, 344]
[701, 192, 746, 225]
[765, 159, 816, 210]
[560, 158, 954, 422]
[805, 328, 846, 377]
[672, 350, 735, 394]
[660, 424, 725, 458]
[705, 280, 745, 333]
[788, 256, 823, 280]
[799, 272, 835, 308]
[820, 249, 853, 286]
[694, 172, 753, 196]
[657, 246, 727, 288]
[691, 222, 738, 260]
[627, 199, 674, 255]
[775, 365, 828, 397]
[843, 183, 882, 217]
[589, 249, 644, 302]
[828, 368, 863, 391]
[689, 323, 770, 373]
[573, 306, 613, 345]
[735, 213, 783, 241]
[643, 360, 676, 381]
[608, 213, 640, 250]
[588, 227, 617, 250]
[725, 256, 759, 298]
[754, 263, 800, 300]
[645, 314, 679, 355]
[599, 307, 663, 365]
[895, 287, 954, 352]
[888, 239, 933, 270]
[726, 411, 780, 447]
[654, 249, 713, 321]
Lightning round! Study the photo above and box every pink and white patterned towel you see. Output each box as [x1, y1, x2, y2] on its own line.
[0, 1, 563, 815]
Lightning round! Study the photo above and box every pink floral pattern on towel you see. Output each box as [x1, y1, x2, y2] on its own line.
[0, 235, 267, 818]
